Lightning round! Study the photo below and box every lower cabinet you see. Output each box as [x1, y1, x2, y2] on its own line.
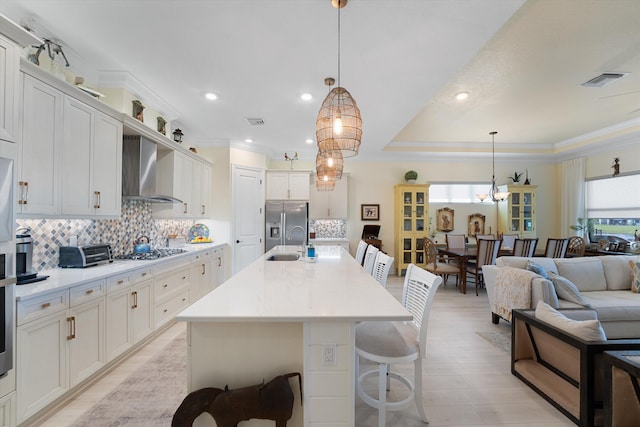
[189, 247, 227, 301]
[16, 280, 106, 423]
[153, 262, 190, 328]
[0, 392, 15, 427]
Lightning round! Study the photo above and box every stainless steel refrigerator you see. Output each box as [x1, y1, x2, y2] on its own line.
[265, 201, 308, 251]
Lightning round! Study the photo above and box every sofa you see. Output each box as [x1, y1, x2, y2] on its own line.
[512, 307, 640, 427]
[484, 255, 640, 338]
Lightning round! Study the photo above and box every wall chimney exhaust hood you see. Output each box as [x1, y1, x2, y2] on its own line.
[122, 135, 183, 204]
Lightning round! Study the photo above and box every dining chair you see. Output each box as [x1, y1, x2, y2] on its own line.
[363, 245, 380, 274]
[512, 238, 538, 257]
[467, 238, 502, 295]
[566, 236, 586, 257]
[501, 234, 519, 251]
[423, 237, 460, 287]
[371, 252, 394, 288]
[475, 234, 495, 240]
[355, 240, 369, 266]
[445, 234, 466, 249]
[544, 238, 570, 258]
[355, 263, 442, 427]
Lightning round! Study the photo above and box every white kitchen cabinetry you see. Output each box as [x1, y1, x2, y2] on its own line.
[153, 262, 190, 328]
[214, 246, 226, 286]
[309, 174, 348, 218]
[189, 250, 215, 301]
[61, 96, 122, 216]
[16, 280, 106, 423]
[191, 161, 212, 217]
[154, 150, 195, 218]
[18, 74, 63, 215]
[0, 34, 19, 143]
[105, 268, 153, 362]
[266, 171, 310, 200]
[0, 391, 15, 427]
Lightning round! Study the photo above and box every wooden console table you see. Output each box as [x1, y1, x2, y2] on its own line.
[603, 351, 640, 427]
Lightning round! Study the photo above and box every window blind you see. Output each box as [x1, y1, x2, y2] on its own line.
[586, 174, 640, 217]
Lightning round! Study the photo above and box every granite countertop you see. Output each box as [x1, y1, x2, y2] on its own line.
[15, 242, 226, 301]
[177, 245, 410, 323]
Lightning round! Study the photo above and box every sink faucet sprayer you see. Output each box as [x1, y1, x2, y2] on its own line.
[287, 226, 305, 241]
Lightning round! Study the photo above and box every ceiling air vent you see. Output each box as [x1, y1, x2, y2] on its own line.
[580, 72, 628, 87]
[245, 117, 265, 126]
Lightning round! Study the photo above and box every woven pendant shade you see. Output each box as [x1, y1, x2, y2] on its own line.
[315, 175, 336, 191]
[316, 87, 362, 157]
[316, 149, 344, 181]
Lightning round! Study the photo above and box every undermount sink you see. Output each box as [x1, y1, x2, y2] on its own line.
[267, 253, 300, 261]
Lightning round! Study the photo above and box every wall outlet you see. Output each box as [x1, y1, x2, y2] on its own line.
[322, 344, 337, 367]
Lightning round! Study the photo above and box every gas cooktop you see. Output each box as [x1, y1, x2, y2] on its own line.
[117, 248, 187, 261]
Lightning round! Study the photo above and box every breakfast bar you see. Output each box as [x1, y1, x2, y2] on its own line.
[177, 245, 411, 426]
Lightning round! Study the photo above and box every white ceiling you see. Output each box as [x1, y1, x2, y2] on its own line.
[2, 0, 639, 162]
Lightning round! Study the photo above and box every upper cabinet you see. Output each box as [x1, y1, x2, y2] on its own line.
[0, 34, 20, 143]
[266, 171, 310, 200]
[309, 174, 348, 219]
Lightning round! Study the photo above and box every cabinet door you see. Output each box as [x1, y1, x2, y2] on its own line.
[92, 113, 122, 216]
[68, 297, 105, 387]
[201, 163, 212, 217]
[105, 287, 132, 362]
[0, 35, 19, 143]
[288, 173, 310, 200]
[61, 96, 94, 215]
[214, 248, 226, 287]
[132, 278, 154, 344]
[178, 153, 193, 216]
[17, 311, 68, 423]
[266, 172, 290, 199]
[0, 392, 15, 427]
[309, 176, 348, 218]
[19, 74, 63, 215]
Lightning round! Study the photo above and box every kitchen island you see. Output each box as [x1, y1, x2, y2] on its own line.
[177, 245, 410, 427]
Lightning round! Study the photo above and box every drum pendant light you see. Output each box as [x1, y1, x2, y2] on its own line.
[316, 0, 362, 158]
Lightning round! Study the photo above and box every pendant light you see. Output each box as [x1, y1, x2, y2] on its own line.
[316, 0, 362, 158]
[316, 149, 344, 180]
[476, 131, 510, 202]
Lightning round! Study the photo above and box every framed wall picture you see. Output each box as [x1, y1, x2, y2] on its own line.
[468, 213, 486, 237]
[436, 207, 454, 232]
[361, 204, 380, 221]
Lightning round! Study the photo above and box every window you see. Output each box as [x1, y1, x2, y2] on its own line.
[429, 183, 490, 203]
[586, 173, 640, 242]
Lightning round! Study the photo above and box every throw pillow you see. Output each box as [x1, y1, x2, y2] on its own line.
[526, 261, 549, 279]
[534, 301, 607, 341]
[548, 272, 590, 307]
[629, 260, 640, 293]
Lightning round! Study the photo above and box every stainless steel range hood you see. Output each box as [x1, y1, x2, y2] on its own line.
[122, 135, 183, 204]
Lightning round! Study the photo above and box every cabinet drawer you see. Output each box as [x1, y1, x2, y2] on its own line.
[131, 268, 152, 283]
[190, 251, 212, 262]
[154, 267, 189, 301]
[70, 280, 105, 306]
[17, 290, 68, 326]
[155, 289, 190, 327]
[106, 273, 130, 294]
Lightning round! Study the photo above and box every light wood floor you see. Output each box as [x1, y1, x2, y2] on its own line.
[40, 275, 574, 427]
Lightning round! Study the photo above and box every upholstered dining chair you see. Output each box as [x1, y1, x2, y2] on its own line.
[355, 264, 442, 427]
[363, 244, 380, 274]
[445, 234, 466, 249]
[424, 237, 460, 287]
[355, 240, 369, 266]
[501, 234, 519, 252]
[371, 252, 394, 288]
[566, 236, 586, 257]
[544, 238, 570, 258]
[476, 234, 495, 240]
[512, 238, 538, 257]
[467, 238, 502, 295]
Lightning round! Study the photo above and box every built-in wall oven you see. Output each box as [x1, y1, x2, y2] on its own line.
[0, 277, 14, 377]
[0, 155, 15, 377]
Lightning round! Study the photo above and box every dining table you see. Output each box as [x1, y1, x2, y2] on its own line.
[437, 246, 514, 294]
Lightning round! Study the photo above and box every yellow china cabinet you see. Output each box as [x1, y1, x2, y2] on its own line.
[394, 184, 430, 276]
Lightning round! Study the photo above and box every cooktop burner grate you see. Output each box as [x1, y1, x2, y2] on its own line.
[117, 248, 187, 260]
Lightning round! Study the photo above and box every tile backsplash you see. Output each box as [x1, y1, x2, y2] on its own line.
[310, 219, 347, 239]
[17, 200, 194, 271]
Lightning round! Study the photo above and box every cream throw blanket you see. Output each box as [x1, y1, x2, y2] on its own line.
[494, 267, 541, 322]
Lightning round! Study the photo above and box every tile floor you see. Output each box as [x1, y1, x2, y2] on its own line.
[40, 275, 574, 427]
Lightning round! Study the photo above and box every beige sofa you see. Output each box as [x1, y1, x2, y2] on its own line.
[484, 255, 640, 338]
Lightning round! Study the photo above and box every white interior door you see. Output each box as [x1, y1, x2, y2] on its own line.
[232, 165, 264, 275]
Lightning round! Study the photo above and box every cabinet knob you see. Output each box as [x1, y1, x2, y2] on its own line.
[93, 191, 101, 209]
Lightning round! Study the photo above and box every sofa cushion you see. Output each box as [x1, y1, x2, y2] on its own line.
[629, 260, 640, 293]
[598, 256, 636, 290]
[580, 291, 640, 322]
[548, 272, 589, 307]
[497, 257, 558, 275]
[535, 301, 607, 341]
[554, 258, 606, 292]
[527, 261, 549, 279]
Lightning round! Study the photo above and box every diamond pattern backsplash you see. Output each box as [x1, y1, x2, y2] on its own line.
[17, 200, 194, 271]
[310, 219, 346, 238]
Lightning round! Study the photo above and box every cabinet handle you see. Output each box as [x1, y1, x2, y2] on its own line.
[41, 302, 51, 309]
[85, 289, 93, 295]
[131, 291, 138, 309]
[163, 284, 168, 288]
[201, 264, 206, 275]
[163, 309, 168, 313]
[183, 203, 188, 214]
[201, 204, 205, 215]
[117, 279, 124, 285]
[217, 257, 221, 267]
[67, 316, 76, 340]
[182, 276, 187, 280]
[94, 191, 101, 208]
[141, 272, 147, 277]
[19, 181, 29, 205]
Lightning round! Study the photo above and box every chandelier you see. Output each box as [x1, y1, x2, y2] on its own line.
[316, 0, 362, 158]
[476, 131, 510, 202]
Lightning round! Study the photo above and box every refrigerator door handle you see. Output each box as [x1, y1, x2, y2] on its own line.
[282, 212, 286, 245]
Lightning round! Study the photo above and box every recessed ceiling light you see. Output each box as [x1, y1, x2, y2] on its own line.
[205, 92, 218, 100]
[301, 93, 313, 101]
[455, 91, 469, 101]
[244, 138, 253, 143]
[305, 139, 313, 144]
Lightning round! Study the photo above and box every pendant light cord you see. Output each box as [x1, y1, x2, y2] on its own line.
[337, 4, 341, 88]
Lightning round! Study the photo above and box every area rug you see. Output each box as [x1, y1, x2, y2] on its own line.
[476, 329, 512, 354]
[72, 332, 187, 426]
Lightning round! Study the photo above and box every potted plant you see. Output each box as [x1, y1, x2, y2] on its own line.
[404, 170, 418, 183]
[509, 171, 523, 183]
[570, 218, 594, 243]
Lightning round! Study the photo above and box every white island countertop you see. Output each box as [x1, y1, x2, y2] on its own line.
[178, 245, 410, 322]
